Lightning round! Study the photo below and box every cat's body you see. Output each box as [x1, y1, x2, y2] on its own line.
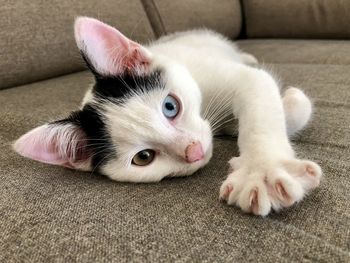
[14, 18, 322, 216]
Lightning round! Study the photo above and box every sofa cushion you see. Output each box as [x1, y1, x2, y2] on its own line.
[152, 0, 242, 38]
[243, 0, 350, 39]
[0, 0, 154, 90]
[237, 39, 350, 65]
[0, 40, 349, 261]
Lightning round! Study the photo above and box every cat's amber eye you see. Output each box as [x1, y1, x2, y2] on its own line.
[162, 95, 180, 119]
[132, 149, 155, 166]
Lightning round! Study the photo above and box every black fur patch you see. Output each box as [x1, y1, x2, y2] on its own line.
[92, 70, 164, 102]
[54, 104, 115, 170]
[53, 67, 165, 172]
[75, 104, 115, 169]
[81, 52, 164, 102]
[54, 53, 165, 171]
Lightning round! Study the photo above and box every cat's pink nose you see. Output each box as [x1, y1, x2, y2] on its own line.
[185, 142, 204, 163]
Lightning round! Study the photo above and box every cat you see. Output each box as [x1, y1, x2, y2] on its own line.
[13, 17, 322, 216]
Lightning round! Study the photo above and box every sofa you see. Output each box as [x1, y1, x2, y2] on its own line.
[1, 1, 349, 262]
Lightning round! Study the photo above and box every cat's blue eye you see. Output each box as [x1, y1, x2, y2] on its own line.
[162, 95, 180, 119]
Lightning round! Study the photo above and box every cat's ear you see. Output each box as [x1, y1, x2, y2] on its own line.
[74, 16, 152, 76]
[13, 121, 91, 170]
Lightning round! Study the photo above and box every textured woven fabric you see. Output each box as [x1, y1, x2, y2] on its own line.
[0, 40, 349, 262]
[243, 0, 350, 39]
[237, 39, 350, 65]
[152, 0, 242, 38]
[0, 0, 154, 90]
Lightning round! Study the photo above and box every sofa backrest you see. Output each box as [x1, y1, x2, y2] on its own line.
[1, 0, 242, 90]
[3, 1, 350, 90]
[242, 0, 350, 39]
[147, 0, 242, 38]
[1, 0, 154, 90]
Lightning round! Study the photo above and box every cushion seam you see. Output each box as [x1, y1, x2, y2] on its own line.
[140, 0, 166, 38]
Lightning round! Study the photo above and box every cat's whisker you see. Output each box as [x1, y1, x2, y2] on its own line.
[117, 75, 133, 92]
[209, 101, 232, 118]
[209, 109, 234, 130]
[211, 111, 234, 123]
[210, 107, 233, 121]
[205, 86, 233, 117]
[89, 152, 115, 176]
[210, 117, 233, 133]
[205, 92, 233, 122]
[86, 145, 115, 161]
[70, 138, 108, 142]
[203, 88, 226, 119]
[209, 102, 232, 121]
[211, 118, 235, 135]
[75, 144, 109, 151]
[207, 104, 232, 127]
[211, 113, 234, 125]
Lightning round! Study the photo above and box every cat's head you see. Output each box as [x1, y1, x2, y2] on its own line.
[13, 17, 213, 182]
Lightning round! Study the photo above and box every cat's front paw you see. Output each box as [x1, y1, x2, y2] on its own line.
[219, 158, 322, 216]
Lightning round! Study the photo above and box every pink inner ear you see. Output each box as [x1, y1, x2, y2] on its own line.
[13, 124, 90, 169]
[74, 17, 152, 75]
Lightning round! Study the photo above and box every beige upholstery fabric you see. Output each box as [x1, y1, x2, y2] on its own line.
[140, 0, 166, 38]
[153, 0, 242, 38]
[0, 0, 154, 90]
[237, 39, 350, 64]
[0, 40, 349, 262]
[243, 0, 350, 39]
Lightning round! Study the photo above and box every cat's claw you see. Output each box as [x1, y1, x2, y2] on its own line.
[220, 158, 322, 216]
[219, 184, 233, 201]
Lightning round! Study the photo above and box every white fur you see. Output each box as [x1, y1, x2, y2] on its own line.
[97, 62, 213, 182]
[147, 29, 322, 215]
[14, 19, 322, 216]
[283, 87, 313, 136]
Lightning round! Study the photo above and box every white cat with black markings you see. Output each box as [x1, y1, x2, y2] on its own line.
[14, 17, 322, 216]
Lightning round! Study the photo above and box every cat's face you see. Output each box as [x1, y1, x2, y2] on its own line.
[13, 17, 213, 182]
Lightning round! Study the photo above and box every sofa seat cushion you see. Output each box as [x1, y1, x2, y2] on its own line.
[0, 40, 349, 261]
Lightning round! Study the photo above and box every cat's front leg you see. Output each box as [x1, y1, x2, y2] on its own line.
[218, 66, 322, 216]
